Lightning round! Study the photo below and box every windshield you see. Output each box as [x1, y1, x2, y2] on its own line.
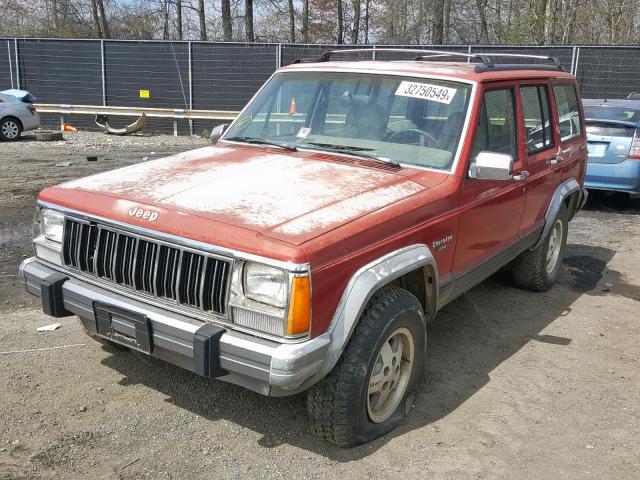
[223, 72, 473, 170]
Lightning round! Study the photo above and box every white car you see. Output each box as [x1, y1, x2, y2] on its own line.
[0, 90, 41, 141]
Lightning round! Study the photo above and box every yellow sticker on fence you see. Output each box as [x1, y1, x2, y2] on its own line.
[139, 89, 150, 99]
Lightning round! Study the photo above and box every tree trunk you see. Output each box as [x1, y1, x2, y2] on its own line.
[364, 0, 370, 43]
[91, 0, 103, 38]
[222, 0, 232, 41]
[176, 0, 183, 40]
[245, 0, 254, 42]
[96, 0, 110, 38]
[351, 0, 361, 43]
[302, 0, 309, 42]
[431, 0, 445, 44]
[475, 0, 489, 43]
[337, 0, 343, 44]
[198, 0, 207, 41]
[288, 0, 295, 43]
[162, 0, 170, 40]
[443, 0, 451, 43]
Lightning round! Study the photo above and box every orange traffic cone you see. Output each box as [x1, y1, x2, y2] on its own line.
[289, 97, 297, 114]
[63, 124, 78, 132]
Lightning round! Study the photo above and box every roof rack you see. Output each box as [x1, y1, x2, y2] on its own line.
[297, 48, 563, 73]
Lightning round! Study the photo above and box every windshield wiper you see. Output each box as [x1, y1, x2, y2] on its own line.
[302, 142, 399, 166]
[225, 136, 297, 151]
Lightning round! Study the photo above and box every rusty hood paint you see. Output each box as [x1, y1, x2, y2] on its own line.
[42, 144, 432, 246]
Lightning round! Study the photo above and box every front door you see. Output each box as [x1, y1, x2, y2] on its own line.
[451, 84, 526, 290]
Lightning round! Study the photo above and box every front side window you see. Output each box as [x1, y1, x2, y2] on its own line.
[521, 85, 554, 153]
[223, 72, 473, 170]
[553, 84, 582, 142]
[471, 88, 518, 160]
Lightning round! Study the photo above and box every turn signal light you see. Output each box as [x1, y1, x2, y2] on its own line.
[287, 276, 311, 336]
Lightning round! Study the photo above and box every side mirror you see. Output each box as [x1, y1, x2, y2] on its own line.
[469, 152, 514, 180]
[210, 124, 229, 144]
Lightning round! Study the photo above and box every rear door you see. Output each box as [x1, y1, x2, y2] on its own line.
[518, 81, 562, 237]
[552, 82, 587, 184]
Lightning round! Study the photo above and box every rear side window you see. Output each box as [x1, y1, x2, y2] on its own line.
[585, 122, 636, 138]
[471, 88, 518, 159]
[520, 85, 554, 153]
[553, 84, 582, 142]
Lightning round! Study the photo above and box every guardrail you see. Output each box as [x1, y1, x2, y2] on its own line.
[33, 104, 240, 136]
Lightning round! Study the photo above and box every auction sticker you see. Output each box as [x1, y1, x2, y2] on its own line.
[395, 81, 456, 104]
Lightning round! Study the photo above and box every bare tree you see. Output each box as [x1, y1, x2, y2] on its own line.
[302, 0, 310, 42]
[176, 0, 183, 39]
[475, 0, 489, 43]
[288, 0, 296, 42]
[197, 0, 207, 40]
[222, 0, 233, 40]
[96, 0, 110, 38]
[363, 0, 370, 43]
[352, 0, 361, 43]
[337, 0, 344, 43]
[431, 0, 445, 44]
[245, 0, 255, 41]
[91, 0, 103, 37]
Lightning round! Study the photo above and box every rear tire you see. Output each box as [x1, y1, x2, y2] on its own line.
[0, 117, 22, 141]
[513, 203, 568, 291]
[306, 287, 426, 447]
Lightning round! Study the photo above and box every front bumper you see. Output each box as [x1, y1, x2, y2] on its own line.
[19, 257, 329, 396]
[585, 159, 640, 195]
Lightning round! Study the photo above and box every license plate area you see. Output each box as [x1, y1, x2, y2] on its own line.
[93, 302, 154, 354]
[587, 142, 608, 157]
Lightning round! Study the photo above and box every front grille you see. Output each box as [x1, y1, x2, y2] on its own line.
[62, 218, 230, 315]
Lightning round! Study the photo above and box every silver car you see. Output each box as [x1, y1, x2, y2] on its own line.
[0, 91, 40, 141]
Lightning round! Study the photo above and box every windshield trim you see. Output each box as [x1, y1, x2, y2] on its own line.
[220, 69, 478, 175]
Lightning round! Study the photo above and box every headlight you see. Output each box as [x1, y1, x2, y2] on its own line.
[243, 263, 287, 308]
[40, 209, 65, 243]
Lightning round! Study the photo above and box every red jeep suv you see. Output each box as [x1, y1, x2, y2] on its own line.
[20, 49, 588, 446]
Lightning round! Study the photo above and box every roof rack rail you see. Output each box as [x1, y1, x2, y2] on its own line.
[310, 48, 563, 73]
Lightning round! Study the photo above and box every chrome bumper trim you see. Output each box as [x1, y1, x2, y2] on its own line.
[20, 258, 328, 396]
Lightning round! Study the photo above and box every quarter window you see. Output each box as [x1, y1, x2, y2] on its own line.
[520, 85, 554, 154]
[553, 84, 582, 142]
[471, 88, 518, 159]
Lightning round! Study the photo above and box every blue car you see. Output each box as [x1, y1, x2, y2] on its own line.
[582, 99, 640, 200]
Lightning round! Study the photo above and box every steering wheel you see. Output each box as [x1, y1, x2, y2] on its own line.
[387, 128, 438, 147]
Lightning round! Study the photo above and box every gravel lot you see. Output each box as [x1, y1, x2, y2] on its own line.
[1, 132, 639, 480]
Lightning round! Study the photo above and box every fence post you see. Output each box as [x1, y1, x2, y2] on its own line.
[276, 43, 282, 68]
[100, 40, 106, 106]
[573, 46, 580, 75]
[467, 45, 472, 63]
[14, 38, 20, 89]
[372, 44, 376, 60]
[188, 41, 193, 136]
[7, 40, 14, 89]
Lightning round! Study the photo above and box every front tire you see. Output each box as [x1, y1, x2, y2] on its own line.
[0, 117, 22, 141]
[512, 203, 568, 291]
[306, 287, 426, 447]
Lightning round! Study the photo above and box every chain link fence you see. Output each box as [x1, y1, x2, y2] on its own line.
[2, 39, 638, 133]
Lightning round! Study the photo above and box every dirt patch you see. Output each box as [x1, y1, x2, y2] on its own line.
[0, 133, 639, 479]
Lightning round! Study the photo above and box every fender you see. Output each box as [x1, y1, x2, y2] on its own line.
[533, 178, 581, 249]
[309, 244, 438, 384]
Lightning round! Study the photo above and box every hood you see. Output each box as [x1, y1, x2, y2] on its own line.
[51, 144, 428, 245]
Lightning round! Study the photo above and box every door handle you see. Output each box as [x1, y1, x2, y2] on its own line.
[513, 170, 529, 181]
[547, 153, 565, 165]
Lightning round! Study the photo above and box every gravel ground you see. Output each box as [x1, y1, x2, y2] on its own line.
[1, 132, 639, 480]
